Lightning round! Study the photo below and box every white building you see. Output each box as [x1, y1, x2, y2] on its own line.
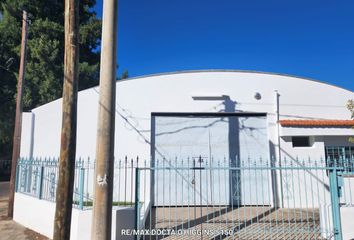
[15, 70, 354, 239]
[20, 70, 354, 161]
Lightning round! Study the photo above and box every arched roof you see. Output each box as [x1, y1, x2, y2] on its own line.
[116, 69, 353, 93]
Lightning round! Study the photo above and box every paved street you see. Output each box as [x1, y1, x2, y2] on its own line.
[0, 181, 48, 240]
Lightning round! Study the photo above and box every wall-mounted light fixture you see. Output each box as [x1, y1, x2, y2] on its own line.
[192, 95, 229, 101]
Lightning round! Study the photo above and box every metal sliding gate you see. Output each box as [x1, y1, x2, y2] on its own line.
[135, 158, 345, 240]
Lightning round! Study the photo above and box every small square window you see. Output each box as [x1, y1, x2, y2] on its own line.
[292, 136, 312, 147]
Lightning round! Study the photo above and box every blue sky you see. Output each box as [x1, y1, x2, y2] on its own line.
[94, 0, 354, 91]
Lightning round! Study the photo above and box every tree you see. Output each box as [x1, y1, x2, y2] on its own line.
[347, 99, 354, 143]
[118, 69, 129, 80]
[348, 99, 354, 118]
[0, 0, 101, 159]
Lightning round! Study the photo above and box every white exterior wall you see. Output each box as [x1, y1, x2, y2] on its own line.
[20, 112, 35, 158]
[19, 71, 354, 204]
[20, 71, 353, 161]
[13, 193, 134, 240]
[17, 71, 354, 238]
[341, 207, 354, 240]
[20, 71, 354, 207]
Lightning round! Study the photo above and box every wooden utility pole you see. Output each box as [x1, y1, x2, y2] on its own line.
[91, 0, 118, 239]
[53, 0, 79, 239]
[8, 10, 28, 218]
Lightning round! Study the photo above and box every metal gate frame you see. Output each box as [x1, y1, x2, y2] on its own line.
[135, 161, 344, 240]
[329, 166, 343, 240]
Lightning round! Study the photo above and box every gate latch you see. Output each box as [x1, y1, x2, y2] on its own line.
[337, 175, 344, 198]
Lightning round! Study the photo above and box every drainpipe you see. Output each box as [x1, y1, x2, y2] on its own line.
[274, 90, 281, 164]
[274, 90, 284, 208]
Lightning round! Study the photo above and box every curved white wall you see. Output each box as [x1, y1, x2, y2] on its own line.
[20, 71, 354, 160]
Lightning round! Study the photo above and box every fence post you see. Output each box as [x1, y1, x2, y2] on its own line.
[79, 167, 85, 210]
[15, 162, 20, 192]
[37, 166, 44, 199]
[134, 168, 140, 239]
[329, 166, 343, 240]
[23, 160, 28, 193]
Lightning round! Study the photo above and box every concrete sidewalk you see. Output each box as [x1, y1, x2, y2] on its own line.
[0, 182, 49, 240]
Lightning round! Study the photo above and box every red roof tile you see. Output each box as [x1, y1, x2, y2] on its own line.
[280, 119, 354, 127]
